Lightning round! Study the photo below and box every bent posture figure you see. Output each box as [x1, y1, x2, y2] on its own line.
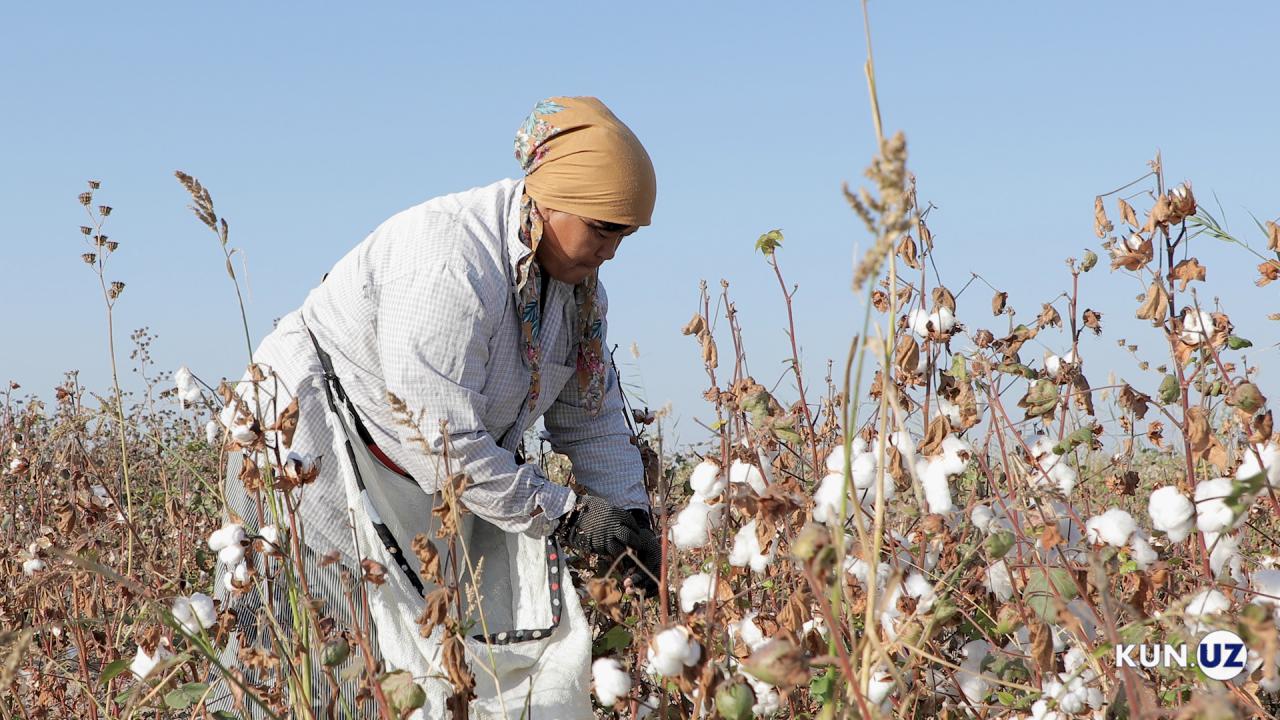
[209, 96, 661, 719]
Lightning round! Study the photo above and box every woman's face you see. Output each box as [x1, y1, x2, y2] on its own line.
[535, 207, 638, 285]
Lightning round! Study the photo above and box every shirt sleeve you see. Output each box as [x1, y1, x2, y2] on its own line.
[542, 283, 650, 512]
[375, 248, 574, 537]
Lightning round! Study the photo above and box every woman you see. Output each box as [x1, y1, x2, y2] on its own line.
[209, 96, 661, 719]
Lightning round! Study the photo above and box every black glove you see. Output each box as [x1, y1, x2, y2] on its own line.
[555, 497, 662, 596]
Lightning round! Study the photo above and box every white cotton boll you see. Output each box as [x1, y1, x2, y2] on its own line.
[1085, 508, 1136, 547]
[1195, 477, 1246, 534]
[1237, 442, 1280, 488]
[825, 445, 846, 473]
[919, 458, 954, 515]
[591, 657, 631, 706]
[222, 561, 251, 592]
[937, 435, 972, 476]
[909, 308, 932, 338]
[129, 641, 172, 680]
[985, 560, 1014, 602]
[646, 626, 701, 677]
[669, 500, 722, 550]
[22, 558, 45, 575]
[747, 674, 783, 716]
[1029, 436, 1056, 460]
[971, 504, 995, 533]
[173, 593, 217, 635]
[729, 460, 767, 495]
[729, 521, 775, 573]
[1252, 569, 1280, 608]
[230, 423, 258, 445]
[285, 450, 315, 474]
[937, 396, 963, 426]
[689, 460, 725, 500]
[1148, 486, 1195, 542]
[217, 543, 245, 567]
[932, 307, 956, 333]
[259, 524, 279, 546]
[865, 665, 896, 706]
[634, 695, 659, 720]
[1206, 532, 1243, 581]
[207, 522, 246, 552]
[904, 573, 937, 613]
[1129, 535, 1158, 570]
[1030, 457, 1078, 496]
[733, 612, 768, 652]
[218, 399, 240, 428]
[957, 641, 992, 703]
[205, 420, 220, 445]
[679, 572, 713, 614]
[1181, 309, 1214, 345]
[813, 472, 851, 524]
[1184, 588, 1230, 634]
[846, 558, 892, 590]
[850, 451, 877, 489]
[174, 366, 202, 405]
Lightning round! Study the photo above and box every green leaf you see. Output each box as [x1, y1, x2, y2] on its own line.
[1158, 374, 1180, 405]
[949, 354, 969, 382]
[1024, 567, 1078, 622]
[99, 657, 131, 687]
[1052, 426, 1095, 455]
[755, 229, 784, 255]
[1227, 335, 1253, 350]
[810, 667, 837, 704]
[593, 625, 633, 656]
[164, 682, 209, 710]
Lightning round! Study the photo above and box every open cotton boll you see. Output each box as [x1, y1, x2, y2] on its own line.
[903, 573, 937, 613]
[22, 558, 45, 575]
[688, 460, 725, 500]
[1148, 486, 1195, 542]
[129, 640, 172, 680]
[1184, 588, 1230, 634]
[173, 366, 203, 405]
[1205, 532, 1244, 582]
[825, 445, 846, 474]
[222, 561, 251, 592]
[1237, 442, 1280, 488]
[1252, 569, 1280, 609]
[646, 626, 701, 677]
[669, 500, 722, 550]
[729, 460, 767, 495]
[1029, 436, 1056, 460]
[729, 520, 776, 573]
[956, 640, 992, 703]
[207, 522, 246, 552]
[732, 612, 769, 652]
[813, 472, 851, 524]
[218, 399, 241, 428]
[1128, 534, 1158, 570]
[217, 543, 245, 566]
[1029, 456, 1078, 496]
[746, 673, 783, 716]
[591, 657, 631, 706]
[846, 557, 892, 590]
[909, 308, 932, 338]
[932, 307, 956, 333]
[1195, 477, 1247, 534]
[1085, 508, 1136, 547]
[230, 423, 258, 445]
[679, 572, 714, 613]
[985, 560, 1014, 602]
[918, 458, 955, 515]
[172, 593, 217, 635]
[1180, 309, 1214, 345]
[971, 504, 996, 533]
[865, 664, 896, 706]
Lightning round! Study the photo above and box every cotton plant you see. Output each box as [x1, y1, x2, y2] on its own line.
[908, 306, 956, 339]
[129, 639, 173, 680]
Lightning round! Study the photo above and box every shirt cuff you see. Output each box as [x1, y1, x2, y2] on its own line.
[530, 483, 576, 537]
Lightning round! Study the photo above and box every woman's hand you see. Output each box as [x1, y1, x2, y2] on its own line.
[555, 496, 661, 595]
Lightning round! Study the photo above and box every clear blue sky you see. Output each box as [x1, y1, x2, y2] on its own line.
[3, 2, 1277, 447]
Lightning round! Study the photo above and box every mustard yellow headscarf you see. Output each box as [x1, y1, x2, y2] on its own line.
[512, 96, 656, 416]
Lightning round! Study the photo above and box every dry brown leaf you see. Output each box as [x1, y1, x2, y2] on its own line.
[1258, 260, 1280, 288]
[1171, 258, 1207, 291]
[681, 313, 707, 336]
[1117, 198, 1139, 228]
[919, 414, 952, 457]
[1082, 309, 1103, 335]
[1267, 221, 1280, 253]
[1119, 385, 1151, 420]
[1040, 524, 1064, 551]
[1093, 196, 1113, 238]
[897, 234, 920, 269]
[275, 397, 299, 448]
[992, 291, 1007, 316]
[1134, 281, 1170, 326]
[894, 336, 921, 376]
[416, 587, 452, 638]
[1038, 303, 1062, 330]
[1030, 620, 1055, 674]
[932, 286, 956, 313]
[411, 534, 442, 586]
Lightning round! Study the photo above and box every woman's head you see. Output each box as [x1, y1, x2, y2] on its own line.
[514, 96, 655, 281]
